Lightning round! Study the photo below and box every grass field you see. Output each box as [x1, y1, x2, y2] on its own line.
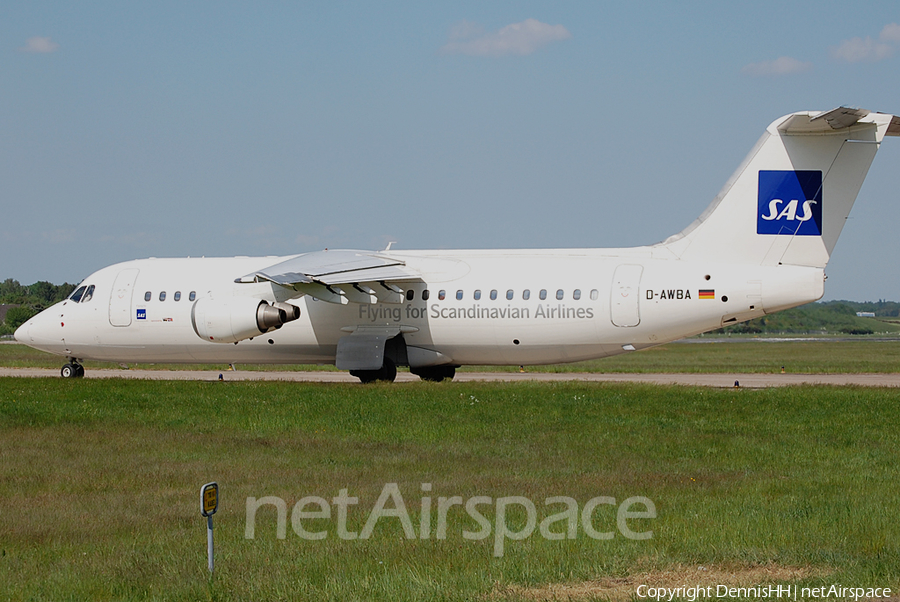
[1, 378, 898, 600]
[4, 338, 900, 374]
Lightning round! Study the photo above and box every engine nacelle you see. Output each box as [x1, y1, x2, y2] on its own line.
[191, 297, 300, 344]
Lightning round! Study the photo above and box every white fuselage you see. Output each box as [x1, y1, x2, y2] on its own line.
[16, 248, 824, 367]
[16, 108, 896, 373]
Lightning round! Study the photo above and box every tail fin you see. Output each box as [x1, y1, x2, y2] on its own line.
[661, 108, 900, 268]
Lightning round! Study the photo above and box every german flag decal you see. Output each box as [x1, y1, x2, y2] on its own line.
[699, 289, 715, 300]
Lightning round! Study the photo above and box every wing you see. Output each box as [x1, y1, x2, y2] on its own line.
[236, 249, 418, 304]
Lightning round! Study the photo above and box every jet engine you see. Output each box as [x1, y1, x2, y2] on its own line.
[191, 297, 300, 344]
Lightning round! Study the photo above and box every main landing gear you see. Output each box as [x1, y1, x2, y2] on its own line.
[349, 360, 458, 384]
[350, 358, 398, 384]
[61, 361, 85, 379]
[410, 365, 457, 382]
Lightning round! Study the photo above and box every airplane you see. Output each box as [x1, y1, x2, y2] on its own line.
[14, 107, 900, 383]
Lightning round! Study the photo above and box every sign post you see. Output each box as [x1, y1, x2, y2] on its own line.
[200, 482, 218, 574]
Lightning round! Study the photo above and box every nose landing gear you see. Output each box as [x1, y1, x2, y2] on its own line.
[61, 362, 85, 378]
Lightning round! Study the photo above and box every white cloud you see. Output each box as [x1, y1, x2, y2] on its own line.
[19, 36, 59, 53]
[880, 23, 900, 43]
[441, 18, 572, 57]
[741, 56, 812, 76]
[830, 36, 892, 62]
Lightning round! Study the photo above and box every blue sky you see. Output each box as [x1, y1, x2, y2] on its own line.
[3, 1, 900, 301]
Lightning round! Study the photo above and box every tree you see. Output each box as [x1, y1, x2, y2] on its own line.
[28, 281, 58, 304]
[5, 306, 37, 329]
[0, 278, 27, 303]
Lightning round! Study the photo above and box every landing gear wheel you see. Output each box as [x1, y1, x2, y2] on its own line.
[351, 358, 397, 383]
[411, 365, 456, 382]
[61, 362, 85, 379]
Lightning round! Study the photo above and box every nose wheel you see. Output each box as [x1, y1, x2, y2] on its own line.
[61, 362, 85, 378]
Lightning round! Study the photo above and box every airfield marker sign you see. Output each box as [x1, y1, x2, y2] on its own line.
[200, 482, 218, 574]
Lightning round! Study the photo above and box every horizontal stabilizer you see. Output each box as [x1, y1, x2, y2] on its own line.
[777, 107, 870, 134]
[778, 107, 900, 136]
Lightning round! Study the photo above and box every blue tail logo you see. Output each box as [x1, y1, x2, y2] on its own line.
[757, 170, 822, 236]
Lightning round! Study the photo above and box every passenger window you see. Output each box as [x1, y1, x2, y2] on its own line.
[70, 286, 86, 303]
[573, 289, 581, 300]
[438, 290, 445, 301]
[523, 289, 530, 300]
[81, 285, 95, 303]
[539, 289, 547, 301]
[490, 290, 498, 301]
[590, 289, 599, 300]
[174, 291, 181, 302]
[144, 291, 152, 302]
[406, 289, 415, 301]
[422, 289, 430, 301]
[189, 291, 196, 302]
[159, 291, 166, 302]
[506, 290, 514, 300]
[474, 290, 482, 300]
[556, 289, 564, 300]
[456, 290, 463, 300]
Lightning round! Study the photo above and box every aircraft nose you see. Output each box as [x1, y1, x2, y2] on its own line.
[14, 305, 67, 354]
[14, 321, 30, 343]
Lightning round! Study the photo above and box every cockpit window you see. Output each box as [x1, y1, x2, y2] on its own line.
[70, 286, 87, 303]
[81, 285, 95, 303]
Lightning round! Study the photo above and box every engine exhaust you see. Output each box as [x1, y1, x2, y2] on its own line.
[256, 301, 301, 332]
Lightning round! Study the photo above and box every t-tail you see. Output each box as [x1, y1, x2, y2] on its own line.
[661, 107, 900, 269]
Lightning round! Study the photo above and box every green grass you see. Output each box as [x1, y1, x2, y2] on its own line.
[486, 339, 900, 373]
[1, 378, 899, 600]
[6, 339, 900, 374]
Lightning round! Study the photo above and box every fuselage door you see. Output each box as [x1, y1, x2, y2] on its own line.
[610, 264, 643, 327]
[109, 268, 140, 327]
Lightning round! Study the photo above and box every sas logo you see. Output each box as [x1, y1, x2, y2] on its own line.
[136, 309, 147, 320]
[757, 170, 822, 236]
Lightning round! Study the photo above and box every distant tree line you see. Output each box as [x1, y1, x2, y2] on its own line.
[0, 278, 76, 335]
[716, 300, 900, 336]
